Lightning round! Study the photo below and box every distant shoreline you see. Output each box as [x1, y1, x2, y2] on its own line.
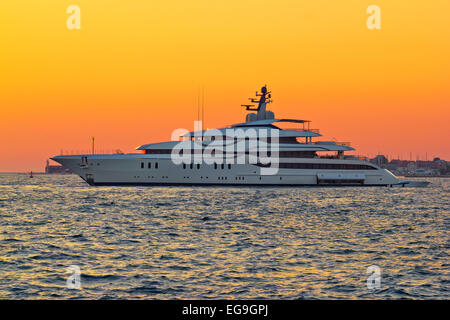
[0, 172, 73, 175]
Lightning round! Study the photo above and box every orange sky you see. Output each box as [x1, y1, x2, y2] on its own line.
[1, 1, 449, 171]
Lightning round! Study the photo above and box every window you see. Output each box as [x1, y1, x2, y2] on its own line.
[228, 164, 231, 169]
[214, 163, 217, 170]
[141, 162, 144, 168]
[148, 163, 151, 169]
[190, 163, 193, 169]
[197, 164, 200, 169]
[278, 151, 317, 158]
[155, 162, 158, 169]
[221, 164, 224, 169]
[144, 149, 171, 154]
[183, 164, 186, 169]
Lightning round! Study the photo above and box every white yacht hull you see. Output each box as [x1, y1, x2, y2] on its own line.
[52, 154, 403, 187]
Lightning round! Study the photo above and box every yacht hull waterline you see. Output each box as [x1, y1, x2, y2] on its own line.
[51, 86, 429, 188]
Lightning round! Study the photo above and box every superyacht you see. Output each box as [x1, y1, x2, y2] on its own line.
[52, 86, 426, 187]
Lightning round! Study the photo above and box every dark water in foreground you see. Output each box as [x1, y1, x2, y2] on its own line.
[0, 173, 448, 299]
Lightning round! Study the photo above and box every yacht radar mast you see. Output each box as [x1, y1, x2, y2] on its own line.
[242, 85, 275, 122]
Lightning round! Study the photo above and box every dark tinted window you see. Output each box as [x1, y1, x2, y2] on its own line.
[255, 163, 376, 170]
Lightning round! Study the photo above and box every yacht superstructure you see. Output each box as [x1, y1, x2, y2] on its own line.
[52, 86, 415, 187]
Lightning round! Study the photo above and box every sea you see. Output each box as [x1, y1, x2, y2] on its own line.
[0, 173, 448, 299]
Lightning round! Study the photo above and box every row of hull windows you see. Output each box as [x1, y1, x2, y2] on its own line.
[142, 162, 231, 170]
[182, 163, 233, 170]
[184, 163, 201, 169]
[215, 163, 231, 170]
[257, 163, 377, 170]
[141, 162, 158, 169]
[141, 161, 375, 170]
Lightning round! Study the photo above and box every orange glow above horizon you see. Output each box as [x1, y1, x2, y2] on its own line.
[0, 1, 449, 171]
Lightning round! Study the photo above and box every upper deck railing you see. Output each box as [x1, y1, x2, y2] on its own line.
[284, 128, 320, 133]
[312, 141, 351, 147]
[319, 154, 368, 161]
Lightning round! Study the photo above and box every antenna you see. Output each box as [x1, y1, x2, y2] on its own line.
[202, 85, 205, 131]
[197, 87, 200, 124]
[92, 137, 95, 155]
[241, 85, 271, 111]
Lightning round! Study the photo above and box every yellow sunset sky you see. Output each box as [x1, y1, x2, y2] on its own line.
[0, 1, 449, 171]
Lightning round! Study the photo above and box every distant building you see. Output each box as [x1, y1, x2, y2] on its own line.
[45, 160, 72, 174]
[370, 155, 388, 167]
[392, 158, 449, 176]
[406, 162, 416, 174]
[389, 159, 410, 168]
[372, 156, 448, 176]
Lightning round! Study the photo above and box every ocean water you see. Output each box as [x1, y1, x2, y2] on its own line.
[0, 173, 448, 299]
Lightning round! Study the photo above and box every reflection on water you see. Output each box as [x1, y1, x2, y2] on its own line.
[0, 174, 448, 299]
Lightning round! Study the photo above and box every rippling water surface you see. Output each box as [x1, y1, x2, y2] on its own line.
[0, 173, 448, 299]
